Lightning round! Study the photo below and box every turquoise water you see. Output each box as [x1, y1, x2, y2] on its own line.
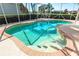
[5, 20, 72, 46]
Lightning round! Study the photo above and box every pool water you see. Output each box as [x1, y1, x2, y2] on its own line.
[5, 20, 71, 51]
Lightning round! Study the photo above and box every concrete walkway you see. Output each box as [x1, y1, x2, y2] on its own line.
[0, 38, 26, 56]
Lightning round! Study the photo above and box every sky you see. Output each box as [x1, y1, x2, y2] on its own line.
[23, 3, 79, 11]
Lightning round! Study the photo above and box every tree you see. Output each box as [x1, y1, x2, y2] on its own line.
[64, 9, 68, 14]
[38, 3, 54, 13]
[46, 3, 54, 13]
[38, 4, 46, 13]
[31, 3, 36, 13]
[19, 3, 28, 13]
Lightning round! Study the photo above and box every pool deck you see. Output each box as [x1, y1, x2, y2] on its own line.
[0, 18, 79, 56]
[58, 24, 79, 56]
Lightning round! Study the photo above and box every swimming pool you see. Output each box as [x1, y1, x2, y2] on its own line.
[5, 20, 72, 52]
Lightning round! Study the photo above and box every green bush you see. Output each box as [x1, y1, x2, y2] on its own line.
[0, 14, 77, 25]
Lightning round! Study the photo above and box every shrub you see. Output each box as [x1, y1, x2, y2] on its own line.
[0, 14, 77, 25]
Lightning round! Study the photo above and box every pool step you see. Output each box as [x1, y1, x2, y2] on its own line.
[23, 29, 45, 45]
[36, 41, 64, 50]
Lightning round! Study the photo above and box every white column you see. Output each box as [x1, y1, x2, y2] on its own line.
[0, 3, 8, 40]
[75, 9, 79, 24]
[36, 4, 38, 20]
[0, 3, 8, 25]
[15, 3, 21, 24]
[29, 4, 31, 20]
[70, 4, 75, 20]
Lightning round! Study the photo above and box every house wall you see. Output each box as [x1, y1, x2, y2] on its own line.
[0, 3, 22, 15]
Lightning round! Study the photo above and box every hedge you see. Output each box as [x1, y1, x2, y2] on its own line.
[0, 14, 77, 25]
